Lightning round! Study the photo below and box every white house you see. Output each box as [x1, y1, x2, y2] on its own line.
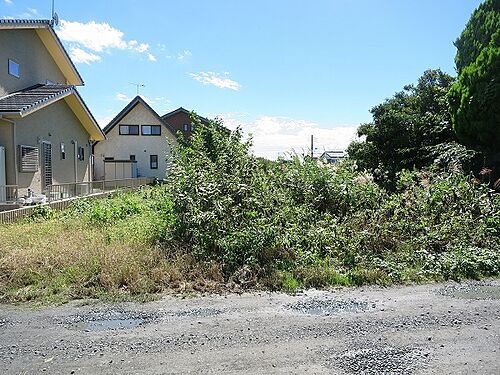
[93, 96, 177, 181]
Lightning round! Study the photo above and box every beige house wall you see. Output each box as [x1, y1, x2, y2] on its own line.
[0, 29, 67, 97]
[0, 119, 15, 184]
[11, 99, 92, 196]
[94, 102, 177, 180]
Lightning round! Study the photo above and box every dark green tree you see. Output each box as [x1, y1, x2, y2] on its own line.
[448, 0, 500, 152]
[348, 69, 475, 187]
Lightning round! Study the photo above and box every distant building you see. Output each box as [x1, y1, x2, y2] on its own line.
[319, 150, 346, 165]
[161, 107, 209, 139]
[93, 96, 177, 180]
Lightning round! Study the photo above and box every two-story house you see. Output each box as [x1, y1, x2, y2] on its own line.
[93, 96, 178, 180]
[93, 100, 211, 181]
[0, 19, 105, 202]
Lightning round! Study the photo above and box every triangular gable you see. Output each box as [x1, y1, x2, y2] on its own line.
[102, 96, 176, 137]
[0, 19, 83, 86]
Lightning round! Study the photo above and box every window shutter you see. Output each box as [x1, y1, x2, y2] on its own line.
[18, 145, 39, 172]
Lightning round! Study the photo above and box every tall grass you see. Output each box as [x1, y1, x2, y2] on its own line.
[0, 189, 224, 303]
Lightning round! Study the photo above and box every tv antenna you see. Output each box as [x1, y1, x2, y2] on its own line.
[130, 83, 145, 95]
[50, 0, 59, 26]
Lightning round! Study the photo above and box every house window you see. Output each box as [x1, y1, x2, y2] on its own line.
[78, 146, 85, 161]
[8, 59, 20, 78]
[60, 142, 66, 160]
[141, 125, 161, 136]
[150, 155, 158, 169]
[18, 145, 39, 172]
[119, 125, 139, 135]
[183, 124, 189, 132]
[130, 155, 136, 161]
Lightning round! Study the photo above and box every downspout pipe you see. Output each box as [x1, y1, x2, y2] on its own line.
[71, 140, 78, 183]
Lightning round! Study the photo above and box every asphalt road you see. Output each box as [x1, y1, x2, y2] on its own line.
[1, 280, 499, 374]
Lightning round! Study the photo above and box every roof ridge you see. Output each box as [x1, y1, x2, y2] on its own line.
[0, 19, 52, 24]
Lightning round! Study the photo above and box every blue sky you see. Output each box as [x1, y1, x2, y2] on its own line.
[2, 0, 482, 158]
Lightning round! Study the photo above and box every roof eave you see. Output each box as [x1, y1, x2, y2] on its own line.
[64, 90, 105, 141]
[35, 27, 84, 86]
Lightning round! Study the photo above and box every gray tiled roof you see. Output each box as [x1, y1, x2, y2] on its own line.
[0, 19, 52, 25]
[0, 84, 74, 114]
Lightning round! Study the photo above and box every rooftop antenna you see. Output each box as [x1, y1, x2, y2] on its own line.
[130, 83, 145, 96]
[50, 0, 59, 26]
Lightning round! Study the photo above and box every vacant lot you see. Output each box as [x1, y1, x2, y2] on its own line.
[1, 280, 499, 374]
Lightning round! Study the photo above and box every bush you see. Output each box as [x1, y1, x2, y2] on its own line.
[161, 114, 500, 285]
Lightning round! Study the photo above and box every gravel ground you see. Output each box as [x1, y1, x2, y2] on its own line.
[0, 280, 499, 374]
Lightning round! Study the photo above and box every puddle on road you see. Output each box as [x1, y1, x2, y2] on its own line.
[84, 318, 145, 332]
[439, 283, 500, 300]
[65, 307, 224, 332]
[286, 298, 372, 316]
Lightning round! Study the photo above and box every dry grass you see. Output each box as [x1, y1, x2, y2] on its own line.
[0, 211, 225, 304]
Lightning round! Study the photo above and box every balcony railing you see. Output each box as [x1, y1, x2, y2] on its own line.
[43, 177, 155, 202]
[0, 185, 19, 204]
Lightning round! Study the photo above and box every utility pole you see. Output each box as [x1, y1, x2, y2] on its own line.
[310, 134, 314, 159]
[130, 83, 145, 95]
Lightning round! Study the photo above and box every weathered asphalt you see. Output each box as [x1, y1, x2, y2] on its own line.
[0, 280, 499, 374]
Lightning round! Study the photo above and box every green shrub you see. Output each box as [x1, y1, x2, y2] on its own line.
[162, 114, 500, 283]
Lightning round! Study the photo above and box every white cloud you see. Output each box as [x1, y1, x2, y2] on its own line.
[56, 20, 156, 64]
[135, 43, 149, 53]
[4, 0, 13, 5]
[215, 113, 359, 160]
[177, 50, 192, 61]
[69, 47, 101, 64]
[116, 93, 131, 102]
[115, 93, 170, 109]
[190, 72, 241, 91]
[96, 114, 116, 128]
[58, 20, 128, 52]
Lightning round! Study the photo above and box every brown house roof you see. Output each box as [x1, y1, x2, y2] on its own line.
[161, 107, 209, 123]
